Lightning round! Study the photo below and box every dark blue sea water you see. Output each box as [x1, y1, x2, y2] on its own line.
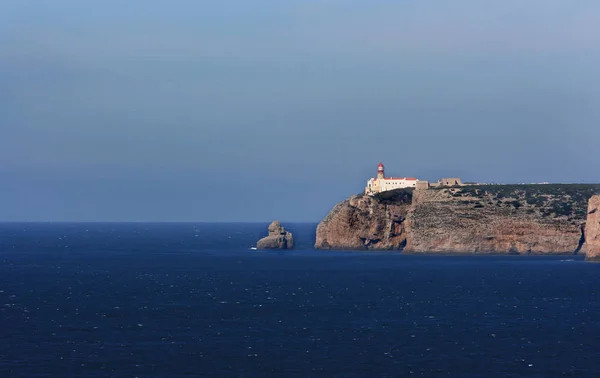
[1, 223, 600, 377]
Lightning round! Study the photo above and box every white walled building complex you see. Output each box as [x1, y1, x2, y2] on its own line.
[364, 162, 419, 195]
[364, 162, 463, 195]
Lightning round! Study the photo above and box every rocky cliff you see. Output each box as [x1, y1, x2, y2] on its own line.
[315, 184, 600, 254]
[314, 190, 412, 250]
[585, 195, 600, 262]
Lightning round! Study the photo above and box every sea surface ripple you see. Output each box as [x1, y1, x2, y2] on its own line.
[1, 223, 599, 377]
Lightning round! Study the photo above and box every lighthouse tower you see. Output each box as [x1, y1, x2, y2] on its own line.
[377, 162, 385, 180]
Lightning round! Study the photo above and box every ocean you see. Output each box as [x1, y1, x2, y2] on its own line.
[1, 222, 599, 377]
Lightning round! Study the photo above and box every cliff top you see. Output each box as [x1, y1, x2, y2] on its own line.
[371, 188, 414, 205]
[432, 183, 600, 194]
[432, 183, 600, 220]
[358, 184, 600, 220]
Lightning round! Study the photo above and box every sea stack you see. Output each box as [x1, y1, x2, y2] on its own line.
[585, 195, 600, 262]
[256, 221, 294, 249]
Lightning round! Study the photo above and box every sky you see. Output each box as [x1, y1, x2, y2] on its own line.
[1, 0, 600, 222]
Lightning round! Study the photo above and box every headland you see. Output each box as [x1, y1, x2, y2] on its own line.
[316, 163, 600, 255]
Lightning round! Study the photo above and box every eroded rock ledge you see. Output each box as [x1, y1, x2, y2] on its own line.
[315, 184, 600, 255]
[315, 190, 412, 250]
[585, 195, 600, 262]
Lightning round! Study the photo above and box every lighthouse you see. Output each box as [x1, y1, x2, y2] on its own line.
[377, 162, 385, 180]
[364, 162, 420, 195]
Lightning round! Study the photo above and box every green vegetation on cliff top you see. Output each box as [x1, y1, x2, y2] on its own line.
[371, 188, 413, 205]
[437, 183, 600, 219]
[361, 184, 599, 220]
[363, 184, 600, 221]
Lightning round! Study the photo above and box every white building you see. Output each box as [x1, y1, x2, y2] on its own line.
[364, 162, 419, 195]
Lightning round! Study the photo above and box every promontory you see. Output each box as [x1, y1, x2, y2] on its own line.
[315, 184, 600, 255]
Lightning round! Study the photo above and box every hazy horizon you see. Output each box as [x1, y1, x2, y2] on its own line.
[2, 1, 599, 222]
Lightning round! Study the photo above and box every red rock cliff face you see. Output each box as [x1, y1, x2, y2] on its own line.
[315, 185, 598, 254]
[314, 192, 411, 250]
[406, 188, 585, 254]
[585, 195, 600, 262]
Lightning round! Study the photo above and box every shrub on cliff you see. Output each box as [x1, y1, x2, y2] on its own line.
[440, 183, 600, 220]
[373, 188, 413, 205]
[509, 200, 521, 209]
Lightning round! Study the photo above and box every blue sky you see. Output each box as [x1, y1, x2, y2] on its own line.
[1, 1, 599, 221]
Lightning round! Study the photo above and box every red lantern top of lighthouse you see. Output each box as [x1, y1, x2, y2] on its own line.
[377, 162, 384, 171]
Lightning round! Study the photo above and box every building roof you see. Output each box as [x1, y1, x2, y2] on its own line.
[384, 177, 417, 181]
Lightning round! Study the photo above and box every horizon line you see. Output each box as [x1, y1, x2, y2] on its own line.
[0, 220, 320, 224]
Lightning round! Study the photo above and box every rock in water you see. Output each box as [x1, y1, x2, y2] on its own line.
[585, 195, 600, 262]
[256, 221, 294, 249]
